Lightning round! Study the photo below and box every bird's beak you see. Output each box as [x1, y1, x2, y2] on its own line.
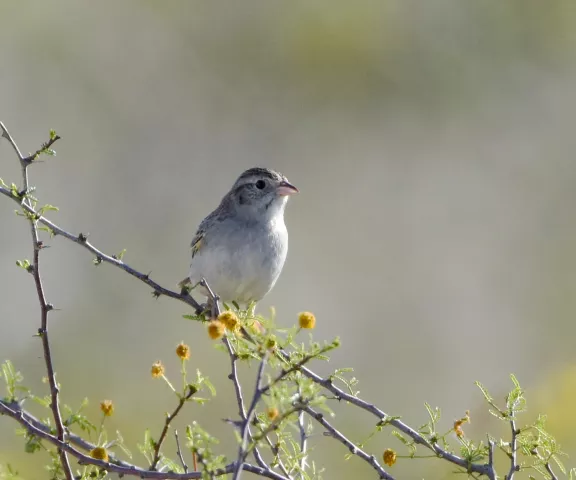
[276, 181, 299, 196]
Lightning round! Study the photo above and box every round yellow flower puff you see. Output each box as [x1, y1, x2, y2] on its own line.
[176, 342, 191, 360]
[208, 320, 225, 340]
[266, 407, 279, 421]
[383, 448, 397, 467]
[298, 312, 316, 329]
[218, 311, 239, 331]
[90, 447, 109, 462]
[151, 360, 165, 378]
[100, 400, 114, 417]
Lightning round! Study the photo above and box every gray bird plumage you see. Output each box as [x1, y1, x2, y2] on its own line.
[183, 167, 298, 306]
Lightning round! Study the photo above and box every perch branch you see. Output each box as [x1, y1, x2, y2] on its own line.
[0, 186, 204, 313]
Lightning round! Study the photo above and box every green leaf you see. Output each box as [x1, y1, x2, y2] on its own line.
[15, 259, 31, 272]
[113, 249, 127, 261]
[552, 454, 567, 474]
[424, 402, 441, 425]
[136, 429, 154, 462]
[391, 430, 417, 456]
[113, 430, 132, 458]
[1, 360, 23, 402]
[24, 433, 41, 454]
[0, 463, 20, 479]
[391, 430, 409, 445]
[38, 204, 59, 216]
[475, 381, 493, 403]
[38, 225, 55, 237]
[31, 395, 51, 408]
[160, 457, 184, 474]
[195, 369, 216, 396]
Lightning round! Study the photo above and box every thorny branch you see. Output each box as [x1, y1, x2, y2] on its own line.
[150, 385, 197, 470]
[293, 361, 495, 477]
[223, 336, 268, 470]
[0, 123, 509, 479]
[506, 417, 519, 480]
[232, 351, 270, 480]
[304, 405, 393, 480]
[0, 400, 287, 480]
[174, 430, 189, 473]
[0, 181, 205, 313]
[0, 127, 204, 316]
[296, 386, 308, 476]
[0, 122, 73, 480]
[545, 462, 559, 480]
[487, 440, 497, 480]
[263, 434, 292, 479]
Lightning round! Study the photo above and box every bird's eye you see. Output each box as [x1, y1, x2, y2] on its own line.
[255, 179, 266, 190]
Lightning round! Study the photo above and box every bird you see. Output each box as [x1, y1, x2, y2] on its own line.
[180, 167, 298, 309]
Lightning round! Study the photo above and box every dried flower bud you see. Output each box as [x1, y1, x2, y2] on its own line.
[151, 360, 165, 378]
[453, 411, 470, 438]
[100, 400, 114, 417]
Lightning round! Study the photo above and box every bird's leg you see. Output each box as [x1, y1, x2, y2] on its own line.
[200, 278, 221, 319]
[178, 280, 206, 316]
[195, 302, 209, 317]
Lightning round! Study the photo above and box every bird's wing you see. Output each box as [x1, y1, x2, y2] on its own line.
[179, 207, 223, 288]
[190, 206, 223, 258]
[190, 230, 204, 258]
[177, 229, 204, 289]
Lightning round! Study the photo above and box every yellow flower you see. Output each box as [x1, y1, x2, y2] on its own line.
[100, 400, 114, 417]
[454, 410, 470, 438]
[151, 360, 165, 378]
[383, 448, 396, 467]
[266, 407, 279, 421]
[218, 311, 239, 331]
[454, 423, 464, 438]
[176, 342, 191, 360]
[298, 312, 316, 329]
[207, 320, 225, 340]
[90, 446, 109, 462]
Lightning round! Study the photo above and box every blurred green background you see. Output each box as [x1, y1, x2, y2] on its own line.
[2, 1, 576, 478]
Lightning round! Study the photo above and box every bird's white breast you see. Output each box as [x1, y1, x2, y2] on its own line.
[189, 219, 288, 304]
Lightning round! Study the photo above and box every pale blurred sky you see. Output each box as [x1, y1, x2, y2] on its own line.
[2, 1, 576, 478]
